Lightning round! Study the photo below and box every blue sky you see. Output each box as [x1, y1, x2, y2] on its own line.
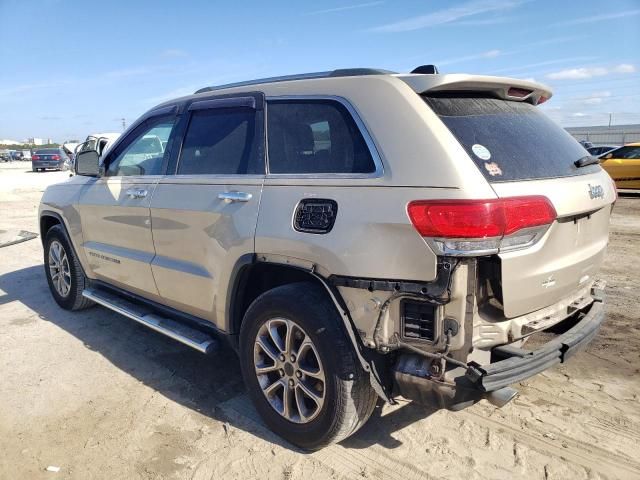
[0, 0, 638, 142]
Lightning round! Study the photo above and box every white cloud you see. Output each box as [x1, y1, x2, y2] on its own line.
[161, 48, 188, 58]
[369, 0, 525, 32]
[306, 1, 384, 15]
[490, 56, 597, 75]
[577, 91, 612, 105]
[614, 64, 636, 73]
[438, 49, 502, 66]
[449, 16, 514, 26]
[546, 64, 636, 80]
[553, 9, 640, 26]
[572, 112, 588, 117]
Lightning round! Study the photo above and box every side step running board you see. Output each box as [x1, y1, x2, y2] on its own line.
[82, 288, 218, 354]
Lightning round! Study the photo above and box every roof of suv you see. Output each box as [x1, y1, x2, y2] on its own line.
[192, 67, 553, 105]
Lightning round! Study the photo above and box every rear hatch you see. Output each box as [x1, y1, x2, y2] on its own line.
[422, 93, 614, 318]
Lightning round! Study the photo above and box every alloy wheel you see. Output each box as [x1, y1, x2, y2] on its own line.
[253, 318, 325, 424]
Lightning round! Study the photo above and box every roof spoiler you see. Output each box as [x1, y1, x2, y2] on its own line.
[400, 74, 553, 105]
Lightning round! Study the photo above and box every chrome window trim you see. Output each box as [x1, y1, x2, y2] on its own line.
[265, 95, 385, 179]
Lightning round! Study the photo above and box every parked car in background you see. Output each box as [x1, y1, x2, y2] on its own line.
[0, 150, 10, 162]
[587, 145, 618, 157]
[31, 148, 69, 172]
[9, 150, 24, 161]
[21, 150, 32, 161]
[600, 143, 640, 190]
[78, 133, 121, 157]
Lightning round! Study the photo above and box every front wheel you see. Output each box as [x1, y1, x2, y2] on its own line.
[44, 225, 94, 310]
[239, 282, 377, 450]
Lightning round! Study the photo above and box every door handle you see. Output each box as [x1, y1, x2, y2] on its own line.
[125, 188, 148, 199]
[218, 191, 252, 203]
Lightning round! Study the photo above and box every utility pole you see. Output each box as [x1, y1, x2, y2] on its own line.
[608, 113, 612, 129]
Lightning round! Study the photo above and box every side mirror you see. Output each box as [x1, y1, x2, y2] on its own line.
[602, 153, 613, 160]
[75, 150, 100, 176]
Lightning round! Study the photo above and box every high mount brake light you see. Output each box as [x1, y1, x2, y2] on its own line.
[407, 196, 556, 256]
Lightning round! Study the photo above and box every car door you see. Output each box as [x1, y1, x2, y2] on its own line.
[78, 108, 178, 298]
[149, 93, 265, 325]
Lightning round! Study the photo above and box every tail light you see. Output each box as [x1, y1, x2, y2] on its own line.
[407, 196, 556, 256]
[32, 155, 40, 161]
[51, 154, 61, 160]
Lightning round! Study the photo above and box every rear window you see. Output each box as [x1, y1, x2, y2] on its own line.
[423, 95, 600, 182]
[36, 148, 63, 155]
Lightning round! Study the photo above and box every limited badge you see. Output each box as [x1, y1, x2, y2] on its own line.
[484, 162, 503, 176]
[472, 143, 491, 160]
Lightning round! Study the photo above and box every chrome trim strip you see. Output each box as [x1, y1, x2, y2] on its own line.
[83, 241, 153, 263]
[264, 95, 385, 180]
[82, 288, 215, 353]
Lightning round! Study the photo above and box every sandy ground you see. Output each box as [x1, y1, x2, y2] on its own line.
[0, 161, 638, 480]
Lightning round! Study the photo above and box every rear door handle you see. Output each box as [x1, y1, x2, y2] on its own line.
[218, 191, 252, 203]
[125, 188, 148, 199]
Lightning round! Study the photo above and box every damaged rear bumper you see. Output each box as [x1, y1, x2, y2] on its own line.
[468, 293, 605, 392]
[393, 285, 606, 409]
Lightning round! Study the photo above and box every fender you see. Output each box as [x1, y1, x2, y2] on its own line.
[39, 210, 91, 278]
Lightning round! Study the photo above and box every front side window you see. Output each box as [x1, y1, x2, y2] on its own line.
[106, 116, 175, 176]
[177, 108, 262, 175]
[267, 100, 376, 174]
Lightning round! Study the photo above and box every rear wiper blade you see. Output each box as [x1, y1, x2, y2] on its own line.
[574, 156, 600, 168]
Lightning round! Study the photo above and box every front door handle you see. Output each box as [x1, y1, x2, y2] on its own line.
[125, 188, 148, 199]
[218, 191, 252, 203]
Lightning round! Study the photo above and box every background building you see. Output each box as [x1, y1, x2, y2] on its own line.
[566, 124, 640, 145]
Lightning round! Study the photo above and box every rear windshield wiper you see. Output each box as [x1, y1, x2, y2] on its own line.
[574, 156, 600, 168]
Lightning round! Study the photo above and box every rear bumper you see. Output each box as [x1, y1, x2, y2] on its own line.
[32, 161, 62, 169]
[393, 284, 605, 409]
[469, 293, 605, 392]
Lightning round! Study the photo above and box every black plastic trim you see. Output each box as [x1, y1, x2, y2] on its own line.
[188, 96, 257, 112]
[471, 298, 606, 392]
[329, 260, 454, 298]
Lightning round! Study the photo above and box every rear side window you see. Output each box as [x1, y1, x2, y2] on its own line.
[423, 95, 601, 182]
[267, 100, 376, 174]
[178, 108, 263, 175]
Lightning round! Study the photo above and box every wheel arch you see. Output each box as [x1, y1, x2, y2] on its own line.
[227, 258, 342, 338]
[39, 210, 89, 278]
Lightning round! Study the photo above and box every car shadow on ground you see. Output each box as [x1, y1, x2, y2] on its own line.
[0, 264, 432, 451]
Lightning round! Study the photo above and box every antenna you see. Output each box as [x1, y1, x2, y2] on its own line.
[121, 118, 126, 131]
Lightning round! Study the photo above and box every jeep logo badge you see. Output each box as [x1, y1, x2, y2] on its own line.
[588, 183, 604, 199]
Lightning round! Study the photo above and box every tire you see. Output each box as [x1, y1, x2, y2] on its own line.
[239, 282, 377, 450]
[44, 225, 94, 311]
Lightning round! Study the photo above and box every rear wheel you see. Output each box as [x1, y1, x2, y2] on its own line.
[44, 225, 93, 310]
[239, 282, 377, 450]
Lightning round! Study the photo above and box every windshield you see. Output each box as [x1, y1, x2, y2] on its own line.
[423, 95, 601, 182]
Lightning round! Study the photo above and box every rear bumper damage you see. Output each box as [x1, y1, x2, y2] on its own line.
[393, 283, 605, 410]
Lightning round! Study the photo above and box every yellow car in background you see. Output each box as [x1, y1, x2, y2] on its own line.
[600, 143, 640, 190]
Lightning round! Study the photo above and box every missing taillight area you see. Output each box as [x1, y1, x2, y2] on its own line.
[407, 196, 556, 256]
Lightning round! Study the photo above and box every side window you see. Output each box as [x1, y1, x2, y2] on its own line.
[106, 116, 175, 177]
[177, 108, 263, 175]
[615, 146, 640, 159]
[267, 100, 376, 174]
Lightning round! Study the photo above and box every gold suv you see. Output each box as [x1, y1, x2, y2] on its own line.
[39, 66, 614, 449]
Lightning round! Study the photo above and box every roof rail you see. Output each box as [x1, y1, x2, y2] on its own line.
[194, 68, 396, 94]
